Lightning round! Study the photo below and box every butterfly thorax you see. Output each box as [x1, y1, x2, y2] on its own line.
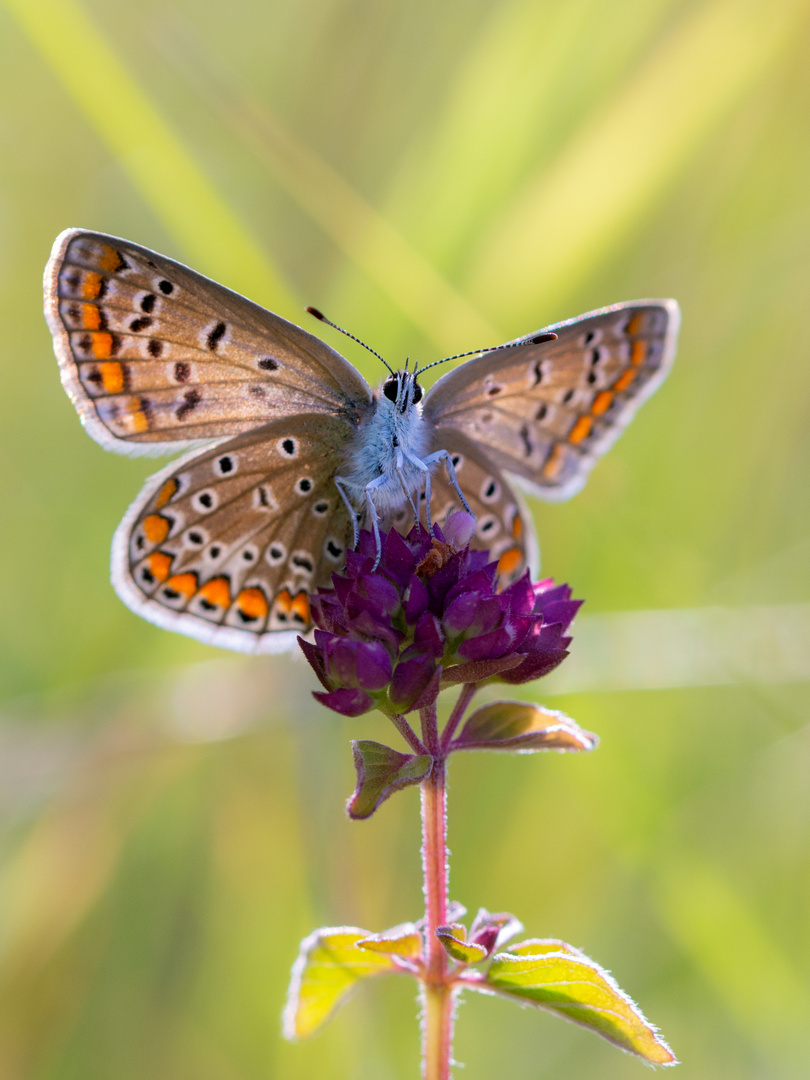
[340, 370, 431, 513]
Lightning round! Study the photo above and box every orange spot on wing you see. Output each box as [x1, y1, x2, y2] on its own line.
[542, 443, 565, 481]
[237, 587, 269, 621]
[512, 514, 523, 539]
[624, 312, 644, 336]
[569, 415, 592, 444]
[81, 271, 104, 300]
[81, 304, 101, 330]
[166, 572, 197, 599]
[198, 576, 231, 608]
[147, 552, 173, 582]
[143, 514, 170, 543]
[630, 340, 646, 366]
[124, 398, 149, 433]
[591, 390, 613, 415]
[613, 368, 638, 393]
[98, 244, 124, 273]
[100, 361, 124, 393]
[92, 332, 114, 360]
[497, 547, 523, 577]
[155, 479, 178, 509]
[274, 588, 293, 614]
[291, 591, 310, 624]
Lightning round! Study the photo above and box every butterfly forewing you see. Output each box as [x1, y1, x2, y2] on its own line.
[45, 229, 372, 454]
[112, 414, 354, 653]
[423, 300, 679, 500]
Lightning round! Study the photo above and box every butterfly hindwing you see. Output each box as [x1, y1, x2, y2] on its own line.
[112, 414, 354, 652]
[44, 229, 372, 454]
[423, 300, 680, 499]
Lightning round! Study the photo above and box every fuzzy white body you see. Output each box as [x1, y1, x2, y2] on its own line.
[339, 376, 434, 513]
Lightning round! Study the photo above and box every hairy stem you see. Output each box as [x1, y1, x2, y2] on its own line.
[420, 703, 453, 1079]
[389, 709, 428, 755]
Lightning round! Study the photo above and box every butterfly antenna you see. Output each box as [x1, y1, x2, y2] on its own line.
[307, 307, 394, 375]
[415, 332, 558, 377]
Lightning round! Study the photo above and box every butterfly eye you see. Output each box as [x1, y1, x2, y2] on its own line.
[412, 382, 423, 404]
[383, 376, 399, 402]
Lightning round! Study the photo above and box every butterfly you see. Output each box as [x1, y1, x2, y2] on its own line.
[44, 228, 680, 654]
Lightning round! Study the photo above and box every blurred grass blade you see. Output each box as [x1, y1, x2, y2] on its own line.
[2, 0, 296, 312]
[467, 0, 806, 322]
[383, 0, 672, 272]
[283, 927, 401, 1040]
[543, 603, 810, 694]
[158, 15, 497, 352]
[484, 941, 677, 1065]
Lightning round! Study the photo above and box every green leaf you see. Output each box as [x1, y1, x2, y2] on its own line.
[347, 740, 432, 819]
[452, 701, 597, 754]
[283, 927, 402, 1040]
[357, 922, 424, 959]
[436, 924, 488, 964]
[480, 940, 677, 1065]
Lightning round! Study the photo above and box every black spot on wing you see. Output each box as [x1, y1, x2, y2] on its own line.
[176, 388, 202, 421]
[207, 321, 226, 350]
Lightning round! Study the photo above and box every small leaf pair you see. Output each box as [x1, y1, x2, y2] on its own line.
[284, 922, 677, 1066]
[436, 909, 523, 965]
[347, 703, 596, 820]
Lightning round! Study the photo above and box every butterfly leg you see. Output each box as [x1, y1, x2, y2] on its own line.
[397, 469, 420, 523]
[422, 467, 435, 536]
[423, 449, 474, 517]
[334, 476, 361, 549]
[401, 450, 437, 536]
[362, 473, 392, 570]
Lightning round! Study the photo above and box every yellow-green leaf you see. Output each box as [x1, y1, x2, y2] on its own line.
[357, 922, 424, 959]
[436, 925, 488, 964]
[283, 927, 401, 1040]
[482, 942, 677, 1065]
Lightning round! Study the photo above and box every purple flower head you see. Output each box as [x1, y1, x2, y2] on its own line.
[298, 513, 581, 716]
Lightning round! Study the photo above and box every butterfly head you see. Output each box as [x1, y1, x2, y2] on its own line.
[381, 369, 424, 415]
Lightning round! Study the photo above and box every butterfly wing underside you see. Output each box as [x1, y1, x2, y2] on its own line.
[112, 415, 355, 653]
[46, 232, 678, 652]
[423, 300, 680, 500]
[44, 228, 371, 453]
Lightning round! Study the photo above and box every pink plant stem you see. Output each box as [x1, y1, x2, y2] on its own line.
[420, 703, 454, 1080]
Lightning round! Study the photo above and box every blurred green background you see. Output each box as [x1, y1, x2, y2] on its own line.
[2, 0, 810, 1076]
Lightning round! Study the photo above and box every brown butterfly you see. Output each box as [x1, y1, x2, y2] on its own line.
[44, 228, 679, 652]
